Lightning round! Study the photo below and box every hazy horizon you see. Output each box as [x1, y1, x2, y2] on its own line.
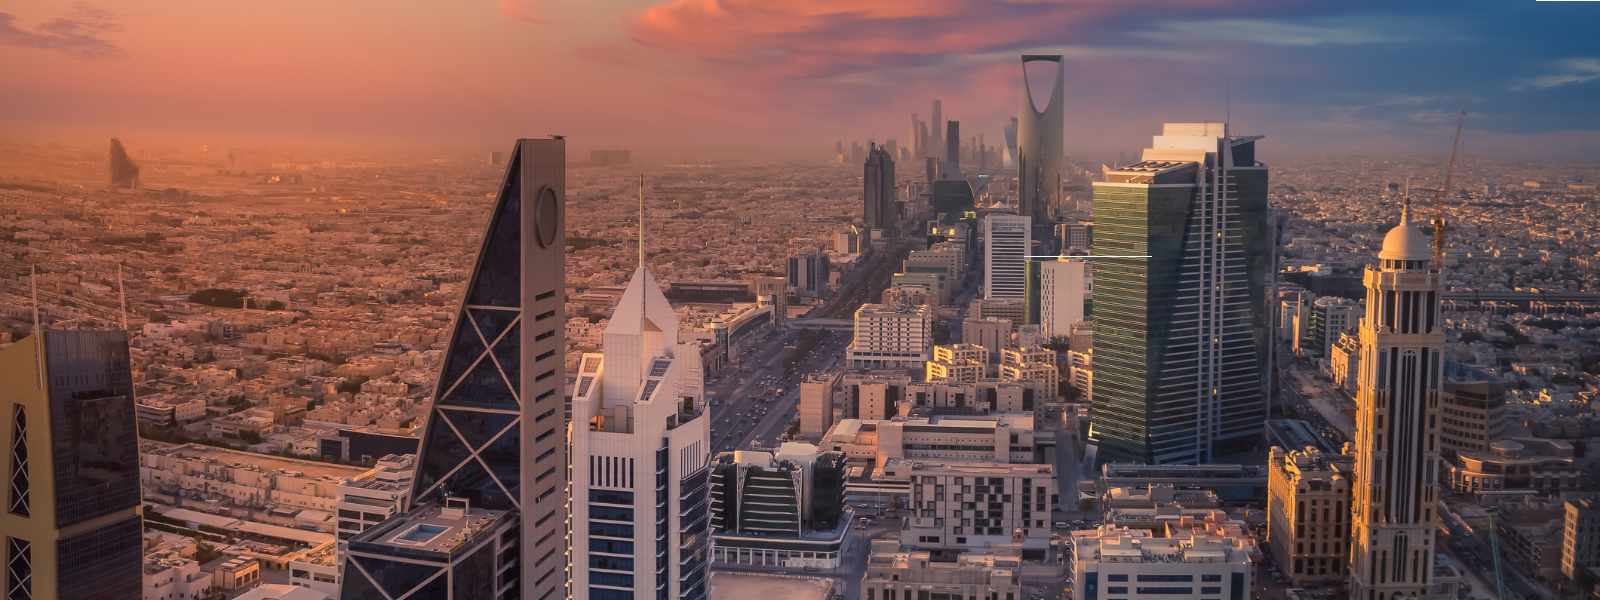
[3, 1, 1599, 162]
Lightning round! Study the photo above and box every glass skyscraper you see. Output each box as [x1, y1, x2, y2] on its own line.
[1089, 123, 1269, 464]
[340, 137, 568, 600]
[0, 329, 145, 600]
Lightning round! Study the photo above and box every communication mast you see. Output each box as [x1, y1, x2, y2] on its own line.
[1432, 111, 1466, 268]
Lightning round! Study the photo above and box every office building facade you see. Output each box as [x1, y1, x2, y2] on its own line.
[1267, 446, 1352, 586]
[340, 138, 567, 600]
[984, 213, 1032, 302]
[1070, 520, 1255, 600]
[903, 461, 1056, 551]
[0, 329, 145, 600]
[786, 249, 830, 298]
[846, 303, 933, 371]
[1017, 55, 1064, 224]
[1089, 123, 1269, 464]
[1038, 258, 1086, 339]
[708, 443, 847, 568]
[863, 143, 896, 235]
[569, 263, 711, 600]
[1348, 206, 1444, 600]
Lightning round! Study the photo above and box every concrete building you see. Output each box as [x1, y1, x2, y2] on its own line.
[0, 330, 145, 599]
[1443, 437, 1580, 496]
[1267, 446, 1352, 586]
[983, 214, 1032, 302]
[1017, 54, 1064, 224]
[1438, 366, 1507, 456]
[1327, 331, 1359, 396]
[1069, 517, 1256, 600]
[821, 414, 1039, 465]
[1038, 257, 1086, 340]
[787, 249, 830, 298]
[799, 371, 841, 439]
[1349, 204, 1445, 600]
[860, 540, 1021, 600]
[1067, 349, 1092, 403]
[902, 461, 1056, 551]
[709, 443, 848, 568]
[335, 453, 414, 555]
[840, 371, 913, 421]
[1563, 497, 1600, 582]
[962, 317, 1012, 360]
[1089, 123, 1270, 464]
[569, 261, 712, 600]
[925, 344, 988, 385]
[1306, 296, 1359, 359]
[847, 303, 933, 371]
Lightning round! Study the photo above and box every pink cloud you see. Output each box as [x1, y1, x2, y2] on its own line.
[500, 0, 547, 24]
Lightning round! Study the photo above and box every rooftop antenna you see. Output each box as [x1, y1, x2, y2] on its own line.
[1432, 111, 1467, 269]
[638, 174, 646, 269]
[1224, 82, 1232, 135]
[117, 263, 129, 331]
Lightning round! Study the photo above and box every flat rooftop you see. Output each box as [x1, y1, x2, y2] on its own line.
[710, 573, 832, 600]
[144, 440, 366, 481]
[367, 502, 508, 555]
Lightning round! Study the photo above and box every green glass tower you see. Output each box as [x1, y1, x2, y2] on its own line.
[1089, 123, 1269, 464]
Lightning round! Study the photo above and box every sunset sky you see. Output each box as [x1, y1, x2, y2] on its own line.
[3, 0, 1598, 160]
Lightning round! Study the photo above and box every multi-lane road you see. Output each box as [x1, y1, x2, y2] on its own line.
[705, 328, 849, 454]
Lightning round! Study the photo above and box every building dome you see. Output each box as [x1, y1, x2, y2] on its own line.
[1378, 215, 1432, 261]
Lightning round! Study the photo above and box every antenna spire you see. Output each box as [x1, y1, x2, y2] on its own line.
[638, 174, 645, 269]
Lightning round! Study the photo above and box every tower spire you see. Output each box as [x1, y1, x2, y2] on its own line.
[1400, 191, 1411, 224]
[638, 174, 645, 270]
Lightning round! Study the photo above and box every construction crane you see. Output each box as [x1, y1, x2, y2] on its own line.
[1432, 111, 1467, 268]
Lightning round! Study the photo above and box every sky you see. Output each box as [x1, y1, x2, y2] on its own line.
[2, 0, 1599, 160]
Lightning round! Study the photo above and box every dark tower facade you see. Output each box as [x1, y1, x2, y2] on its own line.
[108, 138, 140, 189]
[341, 138, 567, 600]
[863, 143, 896, 235]
[0, 330, 145, 600]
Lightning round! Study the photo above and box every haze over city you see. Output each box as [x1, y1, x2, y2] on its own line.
[3, 2, 1600, 600]
[4, 0, 1600, 159]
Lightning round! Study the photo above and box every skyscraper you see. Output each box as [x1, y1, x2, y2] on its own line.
[943, 120, 960, 179]
[1348, 204, 1444, 600]
[339, 138, 567, 600]
[1003, 117, 1019, 168]
[1017, 55, 1063, 225]
[863, 143, 896, 235]
[909, 114, 921, 159]
[569, 262, 711, 600]
[109, 137, 140, 188]
[930, 99, 943, 160]
[983, 213, 1031, 302]
[1089, 123, 1269, 464]
[0, 329, 145, 600]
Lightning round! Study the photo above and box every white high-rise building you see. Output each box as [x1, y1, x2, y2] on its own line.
[1349, 204, 1446, 600]
[570, 265, 711, 600]
[846, 302, 933, 370]
[1039, 258, 1086, 339]
[984, 214, 1031, 302]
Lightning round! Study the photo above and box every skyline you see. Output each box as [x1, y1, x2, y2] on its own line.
[2, 1, 1599, 160]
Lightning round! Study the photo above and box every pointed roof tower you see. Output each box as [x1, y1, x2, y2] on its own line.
[601, 176, 679, 403]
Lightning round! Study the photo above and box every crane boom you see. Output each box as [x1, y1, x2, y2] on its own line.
[1433, 111, 1466, 267]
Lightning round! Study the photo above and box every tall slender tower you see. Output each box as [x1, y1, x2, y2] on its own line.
[0, 330, 145, 600]
[930, 99, 943, 160]
[340, 138, 567, 600]
[1018, 55, 1064, 225]
[1349, 203, 1443, 600]
[863, 144, 896, 235]
[569, 263, 711, 600]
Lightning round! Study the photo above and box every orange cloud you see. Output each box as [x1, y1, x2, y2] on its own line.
[500, 0, 547, 24]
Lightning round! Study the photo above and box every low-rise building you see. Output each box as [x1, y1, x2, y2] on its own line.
[847, 303, 933, 371]
[1563, 496, 1600, 582]
[709, 443, 849, 568]
[1438, 365, 1507, 456]
[902, 460, 1056, 551]
[1069, 516, 1257, 600]
[860, 540, 1022, 600]
[1444, 438, 1580, 496]
[822, 414, 1039, 465]
[799, 371, 842, 439]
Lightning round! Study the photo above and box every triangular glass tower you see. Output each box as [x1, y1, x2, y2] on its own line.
[341, 138, 567, 600]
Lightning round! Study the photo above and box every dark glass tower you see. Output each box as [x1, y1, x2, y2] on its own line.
[0, 330, 145, 600]
[863, 143, 896, 235]
[1089, 123, 1269, 465]
[341, 138, 567, 600]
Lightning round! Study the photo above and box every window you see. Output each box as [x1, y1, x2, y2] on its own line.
[7, 406, 27, 517]
[6, 537, 30, 600]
